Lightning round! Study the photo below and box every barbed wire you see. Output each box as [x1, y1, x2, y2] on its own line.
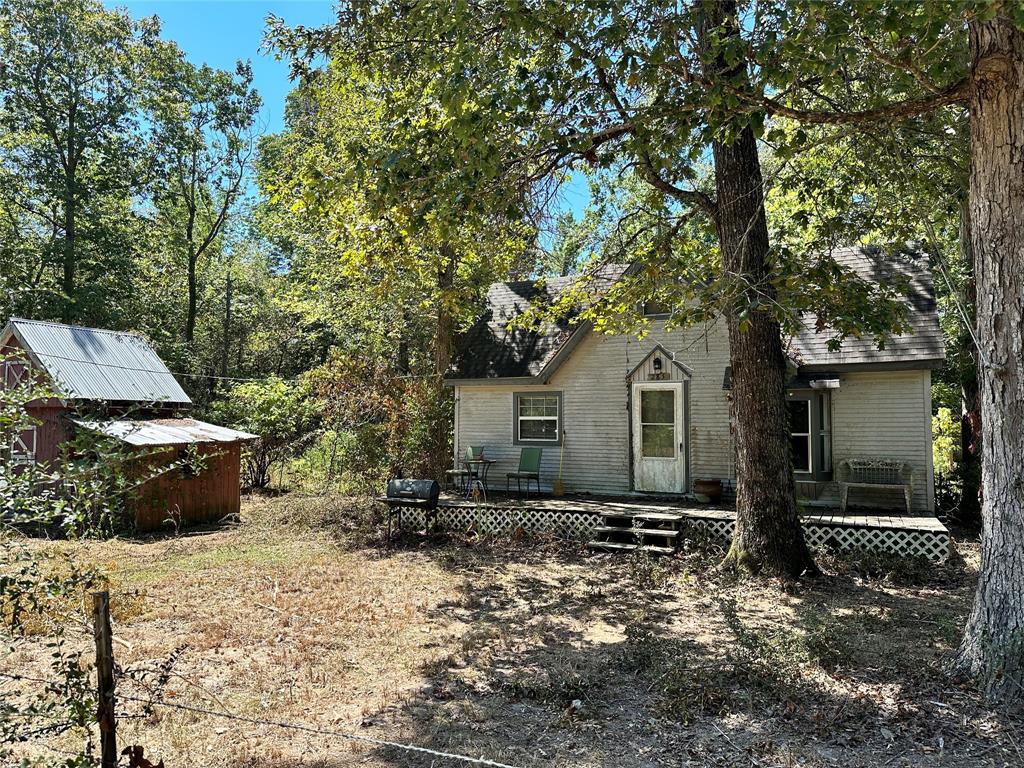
[2, 670, 526, 768]
[117, 694, 524, 768]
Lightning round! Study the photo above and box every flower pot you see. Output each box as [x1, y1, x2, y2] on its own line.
[693, 478, 723, 504]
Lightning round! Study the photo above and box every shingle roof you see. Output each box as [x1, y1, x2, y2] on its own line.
[450, 246, 944, 381]
[447, 265, 630, 379]
[1, 318, 191, 404]
[787, 245, 945, 369]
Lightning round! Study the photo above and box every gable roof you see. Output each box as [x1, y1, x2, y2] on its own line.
[448, 245, 944, 382]
[447, 264, 630, 380]
[1, 318, 191, 404]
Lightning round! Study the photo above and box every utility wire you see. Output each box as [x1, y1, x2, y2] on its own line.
[5, 348, 444, 387]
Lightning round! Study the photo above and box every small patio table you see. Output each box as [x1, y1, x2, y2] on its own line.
[464, 458, 496, 501]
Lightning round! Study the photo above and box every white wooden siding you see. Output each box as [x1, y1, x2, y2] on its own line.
[456, 318, 733, 495]
[824, 369, 934, 511]
[455, 325, 936, 511]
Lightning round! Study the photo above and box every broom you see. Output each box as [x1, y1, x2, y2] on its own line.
[553, 430, 566, 496]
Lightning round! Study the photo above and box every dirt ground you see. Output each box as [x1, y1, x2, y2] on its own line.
[6, 494, 1023, 767]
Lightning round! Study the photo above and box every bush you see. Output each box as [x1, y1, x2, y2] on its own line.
[210, 376, 319, 488]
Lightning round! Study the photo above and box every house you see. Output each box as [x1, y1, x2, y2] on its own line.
[0, 318, 256, 530]
[445, 246, 945, 512]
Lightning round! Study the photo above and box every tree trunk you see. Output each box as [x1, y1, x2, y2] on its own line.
[429, 247, 457, 477]
[958, 202, 983, 525]
[952, 12, 1024, 702]
[713, 126, 818, 578]
[700, 0, 817, 578]
[221, 272, 232, 378]
[61, 185, 76, 324]
[185, 242, 198, 343]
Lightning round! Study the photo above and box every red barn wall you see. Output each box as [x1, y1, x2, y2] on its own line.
[132, 442, 243, 531]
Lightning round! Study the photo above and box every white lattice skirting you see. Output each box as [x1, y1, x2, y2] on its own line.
[400, 506, 601, 541]
[683, 518, 950, 562]
[399, 506, 950, 561]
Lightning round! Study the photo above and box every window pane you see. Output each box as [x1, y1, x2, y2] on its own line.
[643, 300, 671, 316]
[640, 390, 675, 424]
[520, 418, 557, 441]
[788, 400, 810, 433]
[791, 435, 811, 472]
[641, 424, 675, 457]
[519, 396, 557, 417]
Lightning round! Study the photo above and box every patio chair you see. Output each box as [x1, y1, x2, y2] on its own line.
[507, 447, 543, 498]
[445, 445, 484, 492]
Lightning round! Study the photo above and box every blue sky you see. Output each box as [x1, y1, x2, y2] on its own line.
[104, 1, 337, 135]
[104, 0, 589, 225]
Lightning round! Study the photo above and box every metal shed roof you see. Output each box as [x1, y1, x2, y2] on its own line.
[1, 318, 191, 404]
[71, 418, 257, 446]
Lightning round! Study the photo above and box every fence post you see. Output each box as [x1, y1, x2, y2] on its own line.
[92, 591, 117, 768]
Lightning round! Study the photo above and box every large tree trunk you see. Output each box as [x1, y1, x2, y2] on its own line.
[701, 0, 817, 578]
[713, 126, 818, 578]
[952, 12, 1024, 702]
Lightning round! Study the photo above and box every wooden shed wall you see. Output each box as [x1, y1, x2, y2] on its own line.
[132, 442, 243, 531]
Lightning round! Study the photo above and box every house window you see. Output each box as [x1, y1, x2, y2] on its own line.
[788, 391, 833, 479]
[642, 300, 672, 317]
[514, 392, 562, 444]
[10, 426, 36, 464]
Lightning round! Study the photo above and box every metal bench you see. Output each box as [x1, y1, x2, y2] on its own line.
[836, 458, 913, 515]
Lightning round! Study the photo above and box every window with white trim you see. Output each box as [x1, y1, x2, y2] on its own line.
[10, 426, 36, 464]
[514, 392, 562, 445]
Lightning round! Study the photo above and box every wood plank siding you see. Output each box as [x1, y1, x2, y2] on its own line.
[132, 442, 243, 531]
[455, 319, 936, 512]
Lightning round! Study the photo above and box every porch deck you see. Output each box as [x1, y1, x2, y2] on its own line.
[399, 493, 951, 561]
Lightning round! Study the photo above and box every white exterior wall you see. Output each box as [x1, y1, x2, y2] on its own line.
[824, 369, 935, 512]
[455, 318, 733, 495]
[455, 325, 936, 512]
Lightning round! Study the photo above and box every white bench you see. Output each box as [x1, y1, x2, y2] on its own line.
[837, 458, 914, 515]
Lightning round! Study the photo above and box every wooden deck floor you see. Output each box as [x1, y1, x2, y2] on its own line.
[436, 492, 946, 534]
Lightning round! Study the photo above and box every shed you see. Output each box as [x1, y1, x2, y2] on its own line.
[73, 418, 257, 530]
[1, 318, 257, 531]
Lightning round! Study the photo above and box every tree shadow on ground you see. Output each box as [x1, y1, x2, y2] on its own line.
[328, 536, 1024, 768]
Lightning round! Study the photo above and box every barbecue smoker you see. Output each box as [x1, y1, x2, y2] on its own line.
[381, 478, 440, 537]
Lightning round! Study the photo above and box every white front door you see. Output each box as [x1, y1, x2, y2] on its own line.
[632, 382, 686, 493]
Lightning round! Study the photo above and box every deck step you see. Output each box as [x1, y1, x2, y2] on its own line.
[600, 511, 684, 523]
[594, 525, 679, 538]
[587, 541, 676, 555]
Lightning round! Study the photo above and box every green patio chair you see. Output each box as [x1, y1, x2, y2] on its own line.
[507, 447, 543, 498]
[446, 445, 484, 492]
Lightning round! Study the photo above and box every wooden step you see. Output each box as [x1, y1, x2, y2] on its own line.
[601, 511, 684, 523]
[587, 541, 676, 555]
[594, 526, 679, 538]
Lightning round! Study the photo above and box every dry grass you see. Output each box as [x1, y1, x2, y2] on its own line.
[5, 494, 1023, 767]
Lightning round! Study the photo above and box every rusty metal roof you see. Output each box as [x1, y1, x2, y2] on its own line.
[1, 318, 191, 404]
[71, 418, 257, 446]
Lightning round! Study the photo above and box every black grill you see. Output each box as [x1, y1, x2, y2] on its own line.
[384, 478, 440, 510]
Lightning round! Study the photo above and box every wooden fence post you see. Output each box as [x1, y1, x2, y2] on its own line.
[92, 591, 117, 768]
